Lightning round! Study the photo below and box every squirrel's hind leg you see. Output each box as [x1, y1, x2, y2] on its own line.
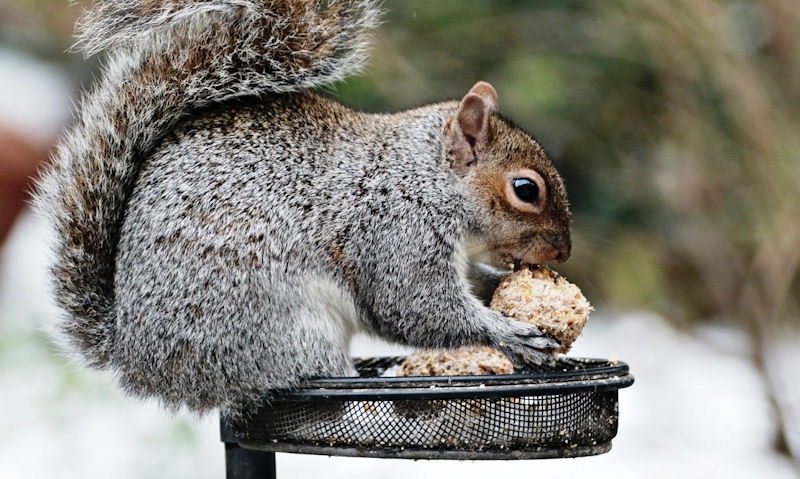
[111, 267, 358, 414]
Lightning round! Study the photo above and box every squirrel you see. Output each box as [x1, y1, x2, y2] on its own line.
[35, 0, 572, 416]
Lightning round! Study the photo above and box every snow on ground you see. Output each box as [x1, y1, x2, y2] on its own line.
[1, 211, 797, 479]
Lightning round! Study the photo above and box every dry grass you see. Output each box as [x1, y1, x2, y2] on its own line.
[601, 0, 800, 463]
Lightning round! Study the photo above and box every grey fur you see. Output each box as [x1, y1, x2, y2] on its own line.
[36, 0, 569, 416]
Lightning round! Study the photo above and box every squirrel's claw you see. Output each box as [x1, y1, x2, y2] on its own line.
[492, 317, 560, 368]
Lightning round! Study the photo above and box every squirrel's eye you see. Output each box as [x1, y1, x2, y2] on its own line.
[505, 169, 547, 214]
[513, 178, 539, 204]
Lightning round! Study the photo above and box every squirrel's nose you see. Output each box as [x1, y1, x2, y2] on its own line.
[540, 231, 571, 264]
[537, 245, 562, 264]
[541, 241, 570, 264]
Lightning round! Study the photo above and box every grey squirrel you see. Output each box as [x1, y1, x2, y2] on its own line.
[36, 0, 572, 416]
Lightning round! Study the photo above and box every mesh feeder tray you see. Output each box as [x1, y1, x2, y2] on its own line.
[220, 356, 634, 477]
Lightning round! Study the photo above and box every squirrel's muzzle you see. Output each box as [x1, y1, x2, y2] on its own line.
[542, 231, 571, 264]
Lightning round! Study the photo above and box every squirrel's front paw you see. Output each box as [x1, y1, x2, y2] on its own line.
[493, 319, 560, 368]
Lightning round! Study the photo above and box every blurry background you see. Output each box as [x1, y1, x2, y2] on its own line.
[1, 0, 798, 477]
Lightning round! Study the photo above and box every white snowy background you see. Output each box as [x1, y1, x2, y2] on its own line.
[1, 47, 797, 479]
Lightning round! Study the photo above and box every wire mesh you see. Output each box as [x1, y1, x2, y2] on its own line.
[224, 357, 631, 459]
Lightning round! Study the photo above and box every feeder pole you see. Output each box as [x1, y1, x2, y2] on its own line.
[221, 417, 277, 479]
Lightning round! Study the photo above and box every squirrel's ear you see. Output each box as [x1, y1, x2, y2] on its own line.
[448, 81, 498, 175]
[467, 81, 498, 111]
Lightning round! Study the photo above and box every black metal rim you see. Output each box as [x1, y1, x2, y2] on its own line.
[272, 375, 633, 401]
[268, 357, 634, 401]
[318, 357, 627, 386]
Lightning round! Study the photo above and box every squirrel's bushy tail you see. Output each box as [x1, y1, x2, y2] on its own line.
[36, 0, 380, 367]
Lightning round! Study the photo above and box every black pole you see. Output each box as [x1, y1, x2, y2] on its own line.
[224, 443, 276, 479]
[221, 416, 277, 479]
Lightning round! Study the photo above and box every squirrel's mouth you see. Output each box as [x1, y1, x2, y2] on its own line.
[496, 247, 567, 268]
[488, 238, 570, 268]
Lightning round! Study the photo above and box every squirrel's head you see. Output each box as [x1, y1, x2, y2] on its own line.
[444, 81, 571, 267]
